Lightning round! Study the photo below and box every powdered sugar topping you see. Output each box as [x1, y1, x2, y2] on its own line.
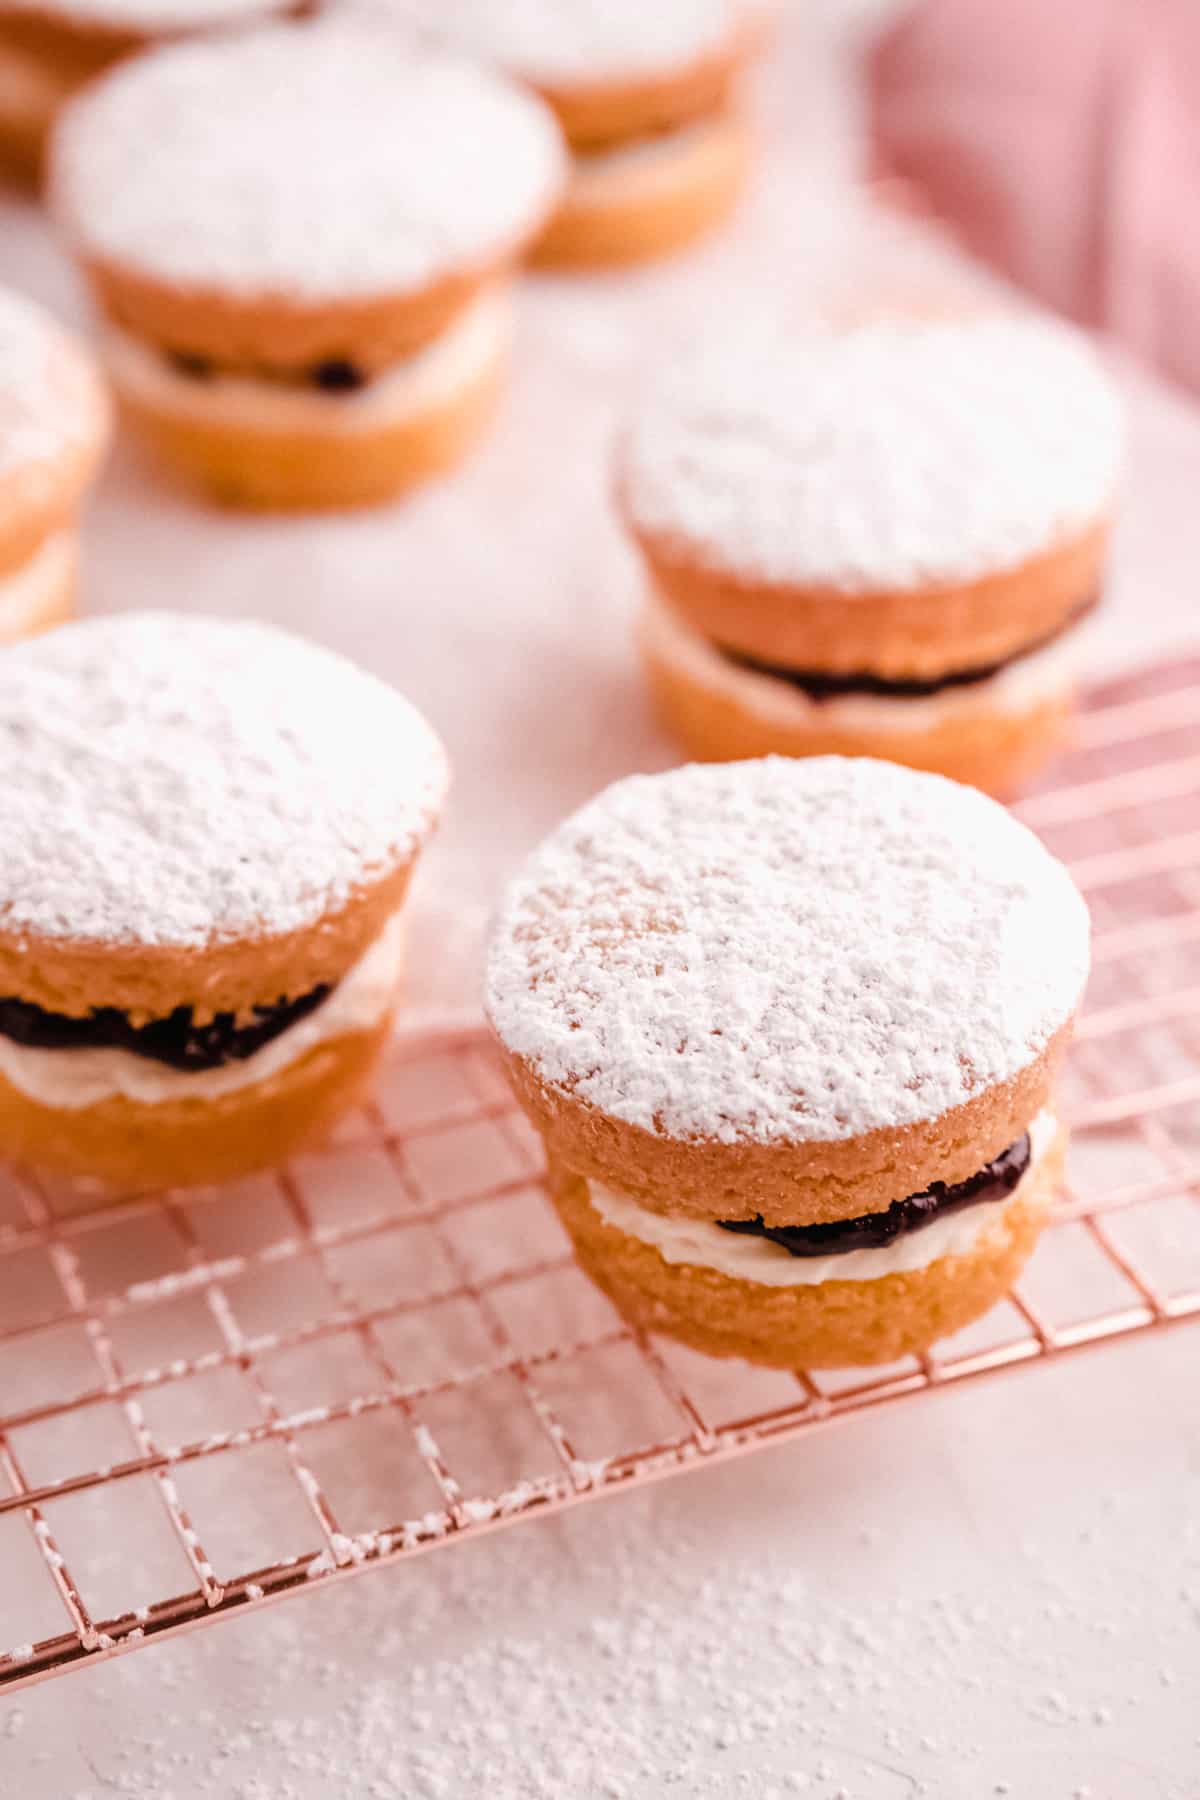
[487, 756, 1089, 1144]
[622, 312, 1122, 593]
[0, 286, 95, 482]
[0, 613, 448, 947]
[363, 0, 739, 87]
[49, 23, 566, 301]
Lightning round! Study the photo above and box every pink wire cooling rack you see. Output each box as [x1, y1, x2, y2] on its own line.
[1, 654, 1199, 1692]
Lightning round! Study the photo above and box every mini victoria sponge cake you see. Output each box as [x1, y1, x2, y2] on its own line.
[0, 612, 448, 1195]
[0, 0, 294, 182]
[619, 310, 1123, 795]
[379, 0, 753, 266]
[47, 22, 567, 508]
[0, 283, 109, 642]
[486, 756, 1090, 1369]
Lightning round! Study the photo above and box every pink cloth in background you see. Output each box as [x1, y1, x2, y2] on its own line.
[866, 0, 1200, 396]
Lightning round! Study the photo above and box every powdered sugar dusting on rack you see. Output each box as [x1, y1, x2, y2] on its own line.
[0, 612, 448, 947]
[0, 290, 94, 482]
[367, 0, 739, 87]
[486, 756, 1090, 1144]
[621, 313, 1122, 593]
[49, 24, 566, 301]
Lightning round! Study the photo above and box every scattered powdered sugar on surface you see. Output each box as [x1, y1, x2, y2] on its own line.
[361, 0, 738, 87]
[50, 23, 566, 301]
[621, 312, 1123, 593]
[8, 1444, 1195, 1799]
[0, 612, 448, 948]
[0, 288, 87, 480]
[486, 756, 1090, 1144]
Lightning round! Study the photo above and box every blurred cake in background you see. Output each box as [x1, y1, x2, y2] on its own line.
[0, 283, 108, 639]
[47, 21, 566, 508]
[618, 308, 1122, 795]
[0, 0, 294, 182]
[369, 0, 756, 266]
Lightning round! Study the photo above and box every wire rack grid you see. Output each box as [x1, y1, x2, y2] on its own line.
[1, 656, 1199, 1693]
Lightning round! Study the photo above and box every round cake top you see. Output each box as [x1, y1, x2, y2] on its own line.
[487, 756, 1090, 1146]
[621, 312, 1122, 595]
[49, 23, 566, 304]
[0, 613, 448, 950]
[0, 286, 107, 501]
[367, 0, 739, 89]
[2, 0, 291, 36]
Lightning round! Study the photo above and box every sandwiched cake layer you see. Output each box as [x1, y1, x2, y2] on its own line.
[48, 24, 566, 367]
[490, 756, 1087, 1366]
[0, 612, 446, 1190]
[0, 981, 331, 1069]
[0, 909, 405, 1108]
[621, 300, 1120, 788]
[0, 613, 447, 1020]
[102, 284, 509, 440]
[723, 598, 1097, 701]
[586, 1114, 1053, 1287]
[619, 310, 1121, 684]
[0, 1012, 396, 1192]
[548, 1118, 1062, 1368]
[48, 25, 561, 500]
[350, 0, 750, 264]
[534, 109, 748, 265]
[641, 585, 1086, 724]
[488, 758, 1089, 1222]
[638, 588, 1082, 794]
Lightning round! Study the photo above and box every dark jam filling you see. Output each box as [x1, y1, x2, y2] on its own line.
[723, 597, 1098, 702]
[166, 349, 369, 393]
[0, 987, 332, 1073]
[718, 1133, 1031, 1258]
[312, 359, 369, 392]
[167, 350, 215, 380]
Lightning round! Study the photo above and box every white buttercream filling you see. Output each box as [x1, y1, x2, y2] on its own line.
[569, 116, 732, 201]
[0, 908, 406, 1110]
[587, 1110, 1057, 1286]
[102, 283, 510, 437]
[641, 587, 1083, 733]
[0, 531, 74, 638]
